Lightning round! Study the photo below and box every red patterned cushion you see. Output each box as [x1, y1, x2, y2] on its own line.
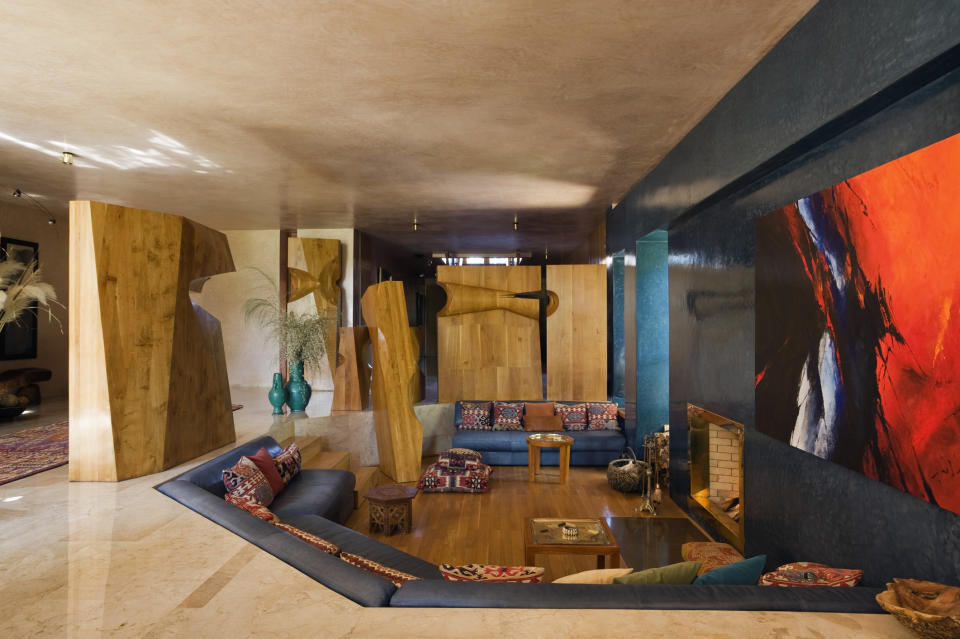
[417, 462, 492, 493]
[272, 442, 302, 485]
[585, 402, 619, 430]
[340, 552, 420, 587]
[223, 456, 275, 505]
[681, 542, 746, 576]
[273, 522, 339, 555]
[249, 447, 286, 495]
[437, 449, 482, 470]
[439, 563, 544, 583]
[759, 562, 863, 587]
[492, 402, 524, 431]
[556, 403, 588, 431]
[224, 493, 278, 522]
[459, 402, 492, 430]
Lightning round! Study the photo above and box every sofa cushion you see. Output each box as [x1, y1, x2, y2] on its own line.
[273, 522, 339, 555]
[437, 449, 482, 470]
[342, 552, 421, 588]
[268, 469, 355, 521]
[553, 568, 634, 584]
[175, 435, 283, 497]
[759, 562, 863, 587]
[492, 402, 524, 431]
[694, 555, 767, 586]
[249, 447, 286, 495]
[524, 402, 555, 417]
[556, 403, 588, 431]
[614, 561, 701, 585]
[222, 456, 275, 506]
[524, 415, 563, 432]
[272, 442, 302, 485]
[585, 402, 619, 430]
[682, 542, 746, 575]
[440, 563, 544, 583]
[460, 402, 492, 430]
[225, 492, 278, 522]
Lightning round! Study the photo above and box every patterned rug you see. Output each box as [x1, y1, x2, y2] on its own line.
[0, 421, 69, 486]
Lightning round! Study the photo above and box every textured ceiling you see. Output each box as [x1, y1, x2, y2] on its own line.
[0, 1, 814, 255]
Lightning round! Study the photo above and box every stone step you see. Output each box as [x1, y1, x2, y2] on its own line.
[303, 449, 351, 471]
[353, 466, 381, 507]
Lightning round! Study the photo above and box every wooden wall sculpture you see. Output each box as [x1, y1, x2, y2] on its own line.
[436, 266, 543, 402]
[68, 201, 236, 482]
[287, 237, 341, 380]
[361, 281, 423, 482]
[331, 326, 370, 411]
[546, 264, 607, 401]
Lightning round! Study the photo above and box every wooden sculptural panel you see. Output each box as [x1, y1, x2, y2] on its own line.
[436, 265, 543, 402]
[68, 201, 236, 482]
[361, 281, 423, 482]
[546, 264, 607, 401]
[331, 326, 370, 411]
[288, 237, 341, 381]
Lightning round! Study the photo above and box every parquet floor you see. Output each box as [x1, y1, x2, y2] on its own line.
[345, 464, 709, 582]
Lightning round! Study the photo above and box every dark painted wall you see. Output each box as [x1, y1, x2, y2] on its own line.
[609, 0, 960, 587]
[634, 230, 668, 450]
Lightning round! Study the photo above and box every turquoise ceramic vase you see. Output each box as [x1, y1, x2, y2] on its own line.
[267, 372, 286, 415]
[285, 361, 312, 412]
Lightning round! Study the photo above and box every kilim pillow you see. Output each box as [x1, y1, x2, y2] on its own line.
[524, 402, 555, 417]
[585, 402, 619, 430]
[222, 456, 275, 506]
[492, 402, 524, 431]
[459, 402, 492, 430]
[759, 562, 863, 587]
[417, 462, 492, 493]
[681, 541, 745, 576]
[556, 403, 588, 431]
[437, 449, 482, 470]
[340, 552, 420, 588]
[224, 493, 278, 522]
[272, 442, 302, 486]
[249, 447, 286, 495]
[273, 522, 339, 555]
[439, 563, 544, 583]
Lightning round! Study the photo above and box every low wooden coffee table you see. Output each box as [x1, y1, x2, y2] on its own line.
[523, 517, 621, 568]
[526, 433, 574, 483]
[365, 484, 418, 536]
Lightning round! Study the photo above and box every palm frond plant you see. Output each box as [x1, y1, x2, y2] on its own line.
[0, 258, 63, 332]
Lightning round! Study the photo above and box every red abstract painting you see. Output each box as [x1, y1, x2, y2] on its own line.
[756, 131, 960, 515]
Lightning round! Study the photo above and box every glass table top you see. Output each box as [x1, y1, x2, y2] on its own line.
[529, 518, 612, 545]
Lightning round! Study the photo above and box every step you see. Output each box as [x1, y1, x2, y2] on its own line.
[353, 466, 381, 508]
[303, 449, 351, 471]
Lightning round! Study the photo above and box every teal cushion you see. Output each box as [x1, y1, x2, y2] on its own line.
[693, 555, 767, 585]
[613, 561, 701, 585]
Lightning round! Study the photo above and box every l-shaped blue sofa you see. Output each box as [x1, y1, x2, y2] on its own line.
[156, 435, 884, 612]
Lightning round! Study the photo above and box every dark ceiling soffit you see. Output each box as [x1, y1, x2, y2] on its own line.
[664, 41, 960, 230]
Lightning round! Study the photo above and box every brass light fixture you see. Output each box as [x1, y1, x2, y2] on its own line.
[61, 151, 75, 165]
[513, 214, 518, 231]
[413, 216, 419, 231]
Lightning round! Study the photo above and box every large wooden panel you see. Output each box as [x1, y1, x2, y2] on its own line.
[361, 282, 423, 482]
[547, 264, 607, 401]
[331, 326, 370, 411]
[436, 266, 543, 402]
[287, 237, 340, 381]
[68, 201, 236, 481]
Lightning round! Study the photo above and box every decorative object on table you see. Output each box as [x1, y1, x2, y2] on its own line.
[243, 269, 327, 414]
[0, 420, 69, 486]
[876, 579, 960, 639]
[526, 433, 574, 483]
[607, 446, 643, 493]
[0, 237, 62, 361]
[267, 372, 286, 415]
[561, 524, 579, 538]
[365, 484, 418, 536]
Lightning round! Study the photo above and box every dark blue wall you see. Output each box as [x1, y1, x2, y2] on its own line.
[634, 230, 668, 449]
[608, 0, 960, 587]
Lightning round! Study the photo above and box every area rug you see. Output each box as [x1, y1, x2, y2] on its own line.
[0, 421, 69, 486]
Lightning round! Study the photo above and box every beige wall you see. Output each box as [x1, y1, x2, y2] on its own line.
[0, 201, 69, 397]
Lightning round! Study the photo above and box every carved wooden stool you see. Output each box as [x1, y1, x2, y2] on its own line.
[365, 484, 418, 536]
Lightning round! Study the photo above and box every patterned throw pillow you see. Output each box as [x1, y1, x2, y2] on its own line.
[492, 402, 524, 431]
[681, 541, 746, 576]
[272, 442, 302, 486]
[273, 522, 339, 555]
[759, 562, 863, 587]
[553, 568, 634, 584]
[417, 462, 492, 493]
[437, 449, 482, 470]
[459, 402, 493, 430]
[555, 403, 588, 431]
[222, 456, 275, 505]
[439, 563, 544, 583]
[224, 492, 278, 522]
[340, 552, 420, 587]
[585, 402, 619, 430]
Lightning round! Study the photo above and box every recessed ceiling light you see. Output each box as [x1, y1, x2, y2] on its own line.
[61, 151, 75, 165]
[3, 496, 23, 502]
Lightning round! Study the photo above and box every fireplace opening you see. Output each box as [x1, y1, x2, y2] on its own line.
[687, 404, 744, 552]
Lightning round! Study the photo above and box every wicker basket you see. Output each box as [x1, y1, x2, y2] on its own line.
[876, 586, 960, 639]
[607, 448, 645, 493]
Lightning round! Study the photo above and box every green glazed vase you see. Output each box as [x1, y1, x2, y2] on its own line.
[267, 372, 286, 415]
[285, 361, 311, 412]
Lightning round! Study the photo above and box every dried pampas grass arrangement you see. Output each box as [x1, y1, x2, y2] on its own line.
[0, 258, 62, 332]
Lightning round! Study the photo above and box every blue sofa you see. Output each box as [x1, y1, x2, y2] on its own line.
[156, 436, 884, 612]
[451, 401, 631, 466]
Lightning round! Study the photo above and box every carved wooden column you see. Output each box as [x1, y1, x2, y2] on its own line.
[331, 326, 370, 411]
[361, 281, 423, 482]
[68, 201, 236, 481]
[287, 237, 341, 380]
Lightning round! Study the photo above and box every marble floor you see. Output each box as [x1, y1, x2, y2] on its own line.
[0, 389, 912, 637]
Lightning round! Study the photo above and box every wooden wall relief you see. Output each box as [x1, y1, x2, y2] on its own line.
[287, 238, 341, 381]
[68, 201, 236, 482]
[436, 265, 543, 402]
[546, 264, 607, 401]
[331, 326, 370, 411]
[361, 281, 423, 482]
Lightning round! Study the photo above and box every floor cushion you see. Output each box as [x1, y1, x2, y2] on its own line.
[417, 462, 491, 493]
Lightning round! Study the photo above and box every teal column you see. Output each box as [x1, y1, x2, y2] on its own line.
[635, 229, 668, 449]
[611, 251, 625, 402]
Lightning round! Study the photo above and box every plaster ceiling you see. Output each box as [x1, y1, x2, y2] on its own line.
[0, 1, 814, 255]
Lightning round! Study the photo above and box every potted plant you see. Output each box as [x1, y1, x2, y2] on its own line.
[243, 270, 327, 413]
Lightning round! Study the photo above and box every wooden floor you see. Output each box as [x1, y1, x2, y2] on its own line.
[345, 464, 710, 582]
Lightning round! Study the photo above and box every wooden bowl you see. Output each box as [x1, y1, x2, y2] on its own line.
[876, 587, 960, 639]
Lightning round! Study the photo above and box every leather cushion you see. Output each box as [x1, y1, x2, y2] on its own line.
[524, 402, 555, 417]
[269, 469, 355, 519]
[524, 415, 563, 432]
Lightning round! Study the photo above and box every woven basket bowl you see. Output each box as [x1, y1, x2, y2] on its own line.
[876, 588, 960, 639]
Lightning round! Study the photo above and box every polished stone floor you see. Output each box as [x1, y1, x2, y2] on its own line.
[0, 389, 912, 637]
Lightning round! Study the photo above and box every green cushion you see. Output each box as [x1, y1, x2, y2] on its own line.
[613, 561, 702, 585]
[693, 555, 767, 585]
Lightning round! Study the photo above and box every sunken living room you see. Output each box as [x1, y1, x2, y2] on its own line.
[1, 2, 959, 637]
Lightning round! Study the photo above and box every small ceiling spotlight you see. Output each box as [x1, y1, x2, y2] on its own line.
[61, 151, 75, 165]
[513, 214, 518, 231]
[413, 216, 419, 231]
[12, 188, 22, 198]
